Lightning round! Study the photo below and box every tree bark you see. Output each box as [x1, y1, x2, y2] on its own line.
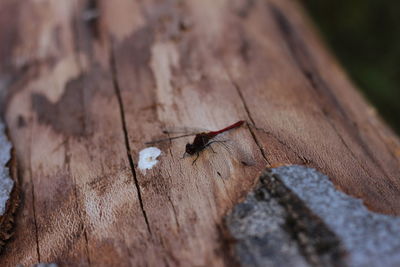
[0, 0, 399, 266]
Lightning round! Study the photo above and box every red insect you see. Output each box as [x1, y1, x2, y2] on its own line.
[146, 120, 248, 164]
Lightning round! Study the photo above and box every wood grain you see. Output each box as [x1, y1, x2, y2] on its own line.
[0, 0, 399, 266]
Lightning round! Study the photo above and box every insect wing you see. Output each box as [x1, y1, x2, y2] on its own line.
[162, 126, 208, 135]
[145, 126, 205, 144]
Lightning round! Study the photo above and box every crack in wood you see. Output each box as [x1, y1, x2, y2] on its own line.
[110, 45, 152, 236]
[268, 3, 395, 187]
[64, 138, 92, 266]
[167, 195, 180, 231]
[268, 4, 348, 121]
[227, 76, 271, 166]
[223, 53, 314, 166]
[253, 125, 315, 166]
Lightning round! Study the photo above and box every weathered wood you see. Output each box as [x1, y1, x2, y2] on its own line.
[0, 0, 399, 266]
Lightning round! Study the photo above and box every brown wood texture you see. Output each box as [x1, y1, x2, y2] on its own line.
[0, 0, 399, 266]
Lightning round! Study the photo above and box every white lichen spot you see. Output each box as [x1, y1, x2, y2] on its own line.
[138, 147, 162, 174]
[0, 122, 14, 215]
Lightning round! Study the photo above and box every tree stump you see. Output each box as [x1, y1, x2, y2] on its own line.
[0, 0, 399, 266]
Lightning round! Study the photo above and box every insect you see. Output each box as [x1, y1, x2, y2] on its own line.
[145, 120, 250, 164]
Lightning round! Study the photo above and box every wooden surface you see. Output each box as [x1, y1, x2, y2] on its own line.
[0, 0, 399, 266]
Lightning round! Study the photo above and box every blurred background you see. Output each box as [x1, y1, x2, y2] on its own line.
[304, 0, 400, 133]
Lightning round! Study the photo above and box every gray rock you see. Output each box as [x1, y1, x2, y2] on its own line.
[0, 121, 14, 215]
[271, 166, 400, 267]
[226, 185, 310, 267]
[227, 165, 400, 267]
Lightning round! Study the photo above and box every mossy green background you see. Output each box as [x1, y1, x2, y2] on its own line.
[304, 0, 400, 133]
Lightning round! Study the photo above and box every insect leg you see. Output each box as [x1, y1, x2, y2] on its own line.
[181, 151, 187, 159]
[206, 140, 227, 148]
[205, 140, 228, 153]
[206, 140, 225, 151]
[209, 144, 216, 153]
[212, 140, 229, 151]
[192, 152, 200, 165]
